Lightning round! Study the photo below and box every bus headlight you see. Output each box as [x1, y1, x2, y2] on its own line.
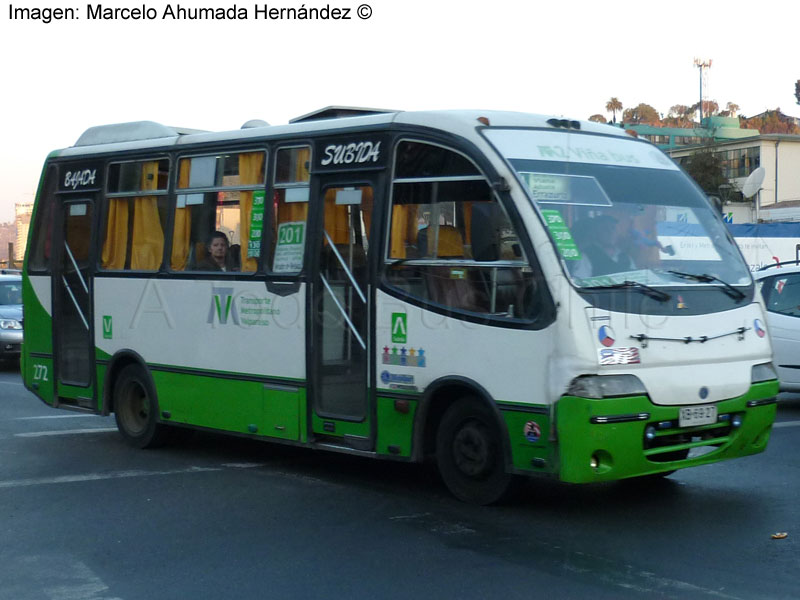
[0, 319, 21, 330]
[567, 375, 647, 399]
[751, 362, 777, 383]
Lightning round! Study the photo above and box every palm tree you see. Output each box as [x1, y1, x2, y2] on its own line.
[606, 98, 623, 123]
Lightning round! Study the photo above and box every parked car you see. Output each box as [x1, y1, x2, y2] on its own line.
[0, 272, 23, 362]
[754, 262, 800, 391]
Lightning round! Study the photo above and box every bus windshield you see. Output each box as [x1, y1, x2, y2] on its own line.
[0, 281, 22, 305]
[485, 129, 751, 289]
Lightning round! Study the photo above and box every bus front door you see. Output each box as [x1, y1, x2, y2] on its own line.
[309, 181, 376, 446]
[52, 198, 96, 409]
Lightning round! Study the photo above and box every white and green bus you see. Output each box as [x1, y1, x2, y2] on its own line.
[22, 108, 778, 503]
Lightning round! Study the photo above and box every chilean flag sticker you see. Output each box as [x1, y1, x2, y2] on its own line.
[754, 319, 766, 338]
[598, 325, 616, 347]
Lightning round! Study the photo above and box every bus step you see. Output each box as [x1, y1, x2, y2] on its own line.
[315, 436, 375, 456]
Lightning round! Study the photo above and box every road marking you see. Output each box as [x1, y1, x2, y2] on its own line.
[13, 414, 101, 420]
[0, 380, 25, 386]
[15, 428, 118, 437]
[773, 420, 800, 428]
[0, 464, 268, 489]
[3, 555, 123, 600]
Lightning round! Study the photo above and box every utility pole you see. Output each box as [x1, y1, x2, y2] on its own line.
[693, 58, 712, 124]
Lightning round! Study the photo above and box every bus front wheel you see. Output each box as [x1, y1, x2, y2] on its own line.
[113, 364, 168, 449]
[435, 397, 512, 505]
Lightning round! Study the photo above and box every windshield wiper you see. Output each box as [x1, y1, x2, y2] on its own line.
[582, 280, 671, 302]
[664, 270, 746, 301]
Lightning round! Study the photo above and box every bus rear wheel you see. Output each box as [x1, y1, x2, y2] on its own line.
[435, 397, 512, 505]
[113, 364, 168, 449]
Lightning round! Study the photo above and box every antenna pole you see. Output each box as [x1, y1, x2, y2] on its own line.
[693, 58, 712, 124]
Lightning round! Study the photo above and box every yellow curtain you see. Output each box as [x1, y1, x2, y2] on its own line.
[131, 161, 164, 271]
[324, 189, 349, 245]
[101, 198, 129, 270]
[295, 147, 310, 182]
[277, 200, 307, 223]
[390, 205, 410, 258]
[361, 187, 373, 239]
[170, 160, 192, 271]
[238, 152, 265, 272]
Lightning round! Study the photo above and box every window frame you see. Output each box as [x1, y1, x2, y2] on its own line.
[381, 136, 552, 328]
[168, 147, 269, 276]
[762, 273, 800, 318]
[267, 144, 313, 276]
[98, 156, 172, 273]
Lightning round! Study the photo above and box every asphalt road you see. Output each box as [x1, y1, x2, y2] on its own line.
[1, 362, 798, 600]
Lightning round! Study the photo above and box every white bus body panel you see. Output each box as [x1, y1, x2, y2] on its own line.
[93, 278, 306, 379]
[580, 301, 771, 405]
[29, 275, 52, 315]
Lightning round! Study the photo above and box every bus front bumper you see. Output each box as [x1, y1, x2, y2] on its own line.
[555, 380, 778, 483]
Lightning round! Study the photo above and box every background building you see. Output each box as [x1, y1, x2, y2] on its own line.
[623, 116, 759, 150]
[668, 134, 800, 223]
[14, 203, 33, 263]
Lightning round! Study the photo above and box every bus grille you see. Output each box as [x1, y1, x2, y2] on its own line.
[643, 414, 737, 463]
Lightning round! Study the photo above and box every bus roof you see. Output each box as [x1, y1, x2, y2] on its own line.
[58, 109, 631, 157]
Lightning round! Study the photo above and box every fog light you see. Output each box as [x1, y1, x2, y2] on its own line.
[590, 455, 599, 469]
[732, 414, 743, 428]
[645, 426, 657, 440]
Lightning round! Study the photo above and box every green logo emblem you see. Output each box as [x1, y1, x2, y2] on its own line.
[208, 287, 239, 325]
[391, 313, 407, 343]
[102, 316, 113, 339]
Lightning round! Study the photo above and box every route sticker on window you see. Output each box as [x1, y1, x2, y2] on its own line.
[247, 190, 266, 258]
[540, 209, 582, 260]
[272, 221, 305, 273]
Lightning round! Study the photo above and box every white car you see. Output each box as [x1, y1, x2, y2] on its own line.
[755, 262, 800, 391]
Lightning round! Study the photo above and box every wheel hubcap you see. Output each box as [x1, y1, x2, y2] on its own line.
[121, 383, 149, 435]
[453, 420, 493, 477]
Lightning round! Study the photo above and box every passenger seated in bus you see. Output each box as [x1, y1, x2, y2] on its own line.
[197, 231, 237, 272]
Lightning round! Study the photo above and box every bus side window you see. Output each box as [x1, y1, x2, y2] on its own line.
[28, 164, 58, 272]
[170, 151, 266, 273]
[269, 146, 310, 275]
[386, 141, 538, 319]
[101, 159, 169, 272]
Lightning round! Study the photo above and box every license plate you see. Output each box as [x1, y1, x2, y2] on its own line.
[679, 404, 718, 427]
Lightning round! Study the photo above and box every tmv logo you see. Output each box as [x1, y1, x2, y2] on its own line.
[208, 287, 240, 326]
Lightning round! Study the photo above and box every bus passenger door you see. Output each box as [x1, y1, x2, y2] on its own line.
[52, 198, 96, 409]
[309, 180, 377, 446]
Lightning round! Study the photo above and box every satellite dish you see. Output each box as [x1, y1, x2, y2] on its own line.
[742, 167, 765, 198]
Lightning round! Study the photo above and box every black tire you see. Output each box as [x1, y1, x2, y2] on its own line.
[113, 364, 168, 449]
[435, 397, 513, 505]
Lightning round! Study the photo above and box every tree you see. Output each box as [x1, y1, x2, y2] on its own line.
[683, 149, 727, 195]
[795, 80, 800, 105]
[740, 109, 800, 134]
[622, 103, 660, 125]
[605, 98, 622, 123]
[691, 100, 719, 121]
[588, 114, 607, 123]
[663, 104, 693, 127]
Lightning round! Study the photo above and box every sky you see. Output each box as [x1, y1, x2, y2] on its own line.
[1, 0, 798, 223]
